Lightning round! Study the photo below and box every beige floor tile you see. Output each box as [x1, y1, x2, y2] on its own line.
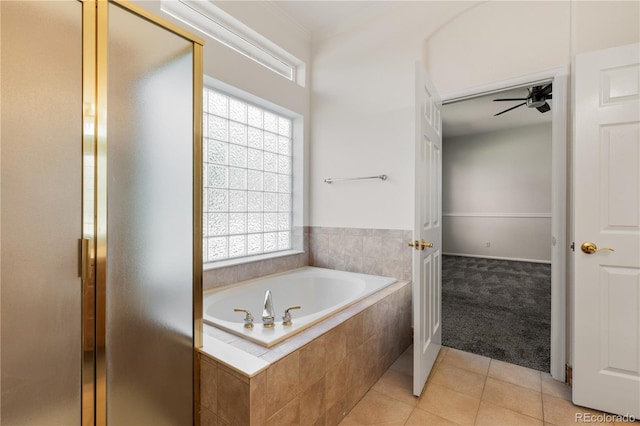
[488, 359, 542, 392]
[425, 362, 440, 387]
[405, 407, 460, 426]
[371, 368, 418, 406]
[339, 390, 414, 425]
[542, 393, 614, 426]
[389, 347, 413, 377]
[482, 377, 543, 420]
[540, 373, 571, 401]
[475, 400, 544, 426]
[417, 383, 481, 425]
[339, 347, 608, 426]
[442, 348, 491, 376]
[339, 416, 363, 425]
[430, 363, 486, 399]
[436, 346, 449, 364]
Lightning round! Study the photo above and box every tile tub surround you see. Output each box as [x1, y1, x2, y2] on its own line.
[203, 227, 412, 291]
[308, 227, 413, 282]
[199, 280, 412, 426]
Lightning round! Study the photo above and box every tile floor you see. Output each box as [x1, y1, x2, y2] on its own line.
[339, 346, 620, 426]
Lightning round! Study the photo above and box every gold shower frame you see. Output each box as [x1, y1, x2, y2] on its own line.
[81, 1, 203, 424]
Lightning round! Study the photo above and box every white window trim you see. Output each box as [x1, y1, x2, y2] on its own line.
[203, 249, 305, 271]
[161, 0, 305, 86]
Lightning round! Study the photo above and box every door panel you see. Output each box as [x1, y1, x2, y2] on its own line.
[573, 42, 640, 417]
[413, 63, 443, 396]
[0, 1, 83, 424]
[598, 267, 640, 375]
[600, 123, 639, 229]
[102, 3, 194, 424]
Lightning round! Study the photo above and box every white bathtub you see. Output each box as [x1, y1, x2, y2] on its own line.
[203, 267, 396, 347]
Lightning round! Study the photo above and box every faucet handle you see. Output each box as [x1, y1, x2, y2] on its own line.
[282, 305, 301, 326]
[234, 308, 254, 329]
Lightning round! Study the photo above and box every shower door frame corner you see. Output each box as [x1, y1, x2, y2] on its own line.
[82, 1, 204, 424]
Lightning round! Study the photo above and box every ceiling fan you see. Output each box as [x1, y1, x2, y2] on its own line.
[493, 84, 552, 116]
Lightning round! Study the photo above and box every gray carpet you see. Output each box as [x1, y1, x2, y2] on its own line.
[442, 255, 551, 372]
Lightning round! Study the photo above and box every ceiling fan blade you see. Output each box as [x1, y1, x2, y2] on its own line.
[494, 102, 527, 116]
[493, 98, 528, 102]
[536, 102, 551, 113]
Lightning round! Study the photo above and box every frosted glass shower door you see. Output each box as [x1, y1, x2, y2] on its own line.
[1, 1, 83, 424]
[99, 3, 198, 424]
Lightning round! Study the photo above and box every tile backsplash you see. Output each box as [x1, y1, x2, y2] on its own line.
[308, 227, 412, 282]
[202, 226, 412, 291]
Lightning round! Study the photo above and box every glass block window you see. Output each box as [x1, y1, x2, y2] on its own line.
[203, 87, 293, 262]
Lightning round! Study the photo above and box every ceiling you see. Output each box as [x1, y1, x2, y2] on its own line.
[442, 86, 553, 139]
[268, 1, 552, 139]
[271, 1, 400, 40]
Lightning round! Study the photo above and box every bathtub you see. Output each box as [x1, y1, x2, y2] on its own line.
[203, 266, 396, 347]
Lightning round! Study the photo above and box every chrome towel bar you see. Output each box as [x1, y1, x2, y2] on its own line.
[324, 174, 387, 184]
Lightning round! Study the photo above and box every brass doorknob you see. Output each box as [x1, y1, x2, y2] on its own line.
[408, 240, 433, 251]
[581, 242, 615, 254]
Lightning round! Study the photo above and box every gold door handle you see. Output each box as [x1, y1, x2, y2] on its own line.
[408, 240, 433, 251]
[581, 242, 615, 254]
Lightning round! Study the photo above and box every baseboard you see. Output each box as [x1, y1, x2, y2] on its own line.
[443, 252, 552, 265]
[443, 212, 552, 218]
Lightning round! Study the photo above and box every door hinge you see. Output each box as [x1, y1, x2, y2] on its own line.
[570, 242, 575, 252]
[78, 238, 94, 281]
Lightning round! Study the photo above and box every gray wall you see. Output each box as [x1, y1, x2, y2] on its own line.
[443, 123, 552, 262]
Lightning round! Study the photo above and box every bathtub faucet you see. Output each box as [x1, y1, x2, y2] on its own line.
[233, 308, 254, 329]
[282, 305, 301, 326]
[262, 290, 275, 328]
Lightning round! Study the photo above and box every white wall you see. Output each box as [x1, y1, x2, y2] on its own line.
[425, 1, 640, 95]
[425, 1, 571, 96]
[443, 124, 552, 262]
[310, 0, 639, 231]
[310, 2, 475, 230]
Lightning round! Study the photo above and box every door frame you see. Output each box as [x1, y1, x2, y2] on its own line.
[440, 67, 568, 381]
[90, 2, 204, 424]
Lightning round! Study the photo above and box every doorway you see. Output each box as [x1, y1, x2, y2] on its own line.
[440, 69, 567, 380]
[442, 87, 552, 371]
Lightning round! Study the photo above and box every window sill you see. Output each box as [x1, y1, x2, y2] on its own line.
[203, 249, 305, 271]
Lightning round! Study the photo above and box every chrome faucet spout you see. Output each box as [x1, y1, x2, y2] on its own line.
[262, 290, 275, 328]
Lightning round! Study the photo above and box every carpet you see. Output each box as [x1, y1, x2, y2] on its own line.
[441, 255, 551, 372]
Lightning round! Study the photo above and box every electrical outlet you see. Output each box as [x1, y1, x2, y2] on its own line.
[485, 242, 491, 248]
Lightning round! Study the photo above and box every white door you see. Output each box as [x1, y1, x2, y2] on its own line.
[412, 62, 443, 396]
[573, 42, 640, 417]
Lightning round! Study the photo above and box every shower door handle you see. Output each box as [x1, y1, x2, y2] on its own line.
[79, 238, 94, 281]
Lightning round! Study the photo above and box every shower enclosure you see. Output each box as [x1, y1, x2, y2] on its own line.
[1, 1, 203, 424]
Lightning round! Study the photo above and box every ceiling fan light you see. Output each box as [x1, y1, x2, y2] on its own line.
[527, 99, 547, 108]
[536, 102, 551, 113]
